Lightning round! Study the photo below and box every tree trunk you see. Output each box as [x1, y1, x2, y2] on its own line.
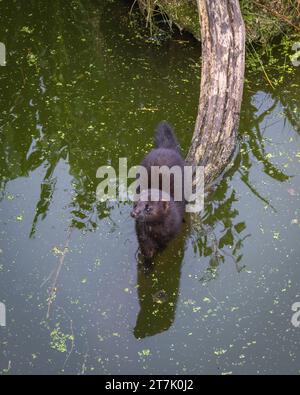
[186, 0, 245, 187]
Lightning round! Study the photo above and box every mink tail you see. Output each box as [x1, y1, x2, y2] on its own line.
[154, 121, 181, 153]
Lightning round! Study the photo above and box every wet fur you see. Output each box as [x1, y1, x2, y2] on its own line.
[131, 122, 185, 259]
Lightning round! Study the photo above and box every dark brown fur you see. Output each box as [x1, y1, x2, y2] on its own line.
[131, 190, 184, 258]
[131, 122, 185, 259]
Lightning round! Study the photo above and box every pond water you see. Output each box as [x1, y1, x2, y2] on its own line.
[0, 0, 300, 375]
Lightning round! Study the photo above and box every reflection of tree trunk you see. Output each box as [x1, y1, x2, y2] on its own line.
[186, 0, 245, 186]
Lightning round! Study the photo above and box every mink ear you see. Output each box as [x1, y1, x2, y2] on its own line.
[162, 200, 169, 211]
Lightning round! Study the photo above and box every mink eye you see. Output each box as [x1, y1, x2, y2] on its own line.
[145, 204, 152, 213]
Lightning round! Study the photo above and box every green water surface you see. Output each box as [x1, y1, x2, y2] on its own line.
[0, 0, 300, 375]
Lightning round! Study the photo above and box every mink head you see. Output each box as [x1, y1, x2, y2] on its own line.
[130, 189, 170, 223]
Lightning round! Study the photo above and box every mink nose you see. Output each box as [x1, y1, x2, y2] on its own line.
[130, 210, 137, 218]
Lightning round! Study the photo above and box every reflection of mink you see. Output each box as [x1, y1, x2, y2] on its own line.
[140, 122, 185, 199]
[131, 122, 185, 259]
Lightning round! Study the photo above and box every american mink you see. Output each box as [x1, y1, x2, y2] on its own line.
[131, 122, 185, 259]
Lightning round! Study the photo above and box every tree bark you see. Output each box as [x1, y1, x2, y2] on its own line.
[186, 0, 245, 187]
